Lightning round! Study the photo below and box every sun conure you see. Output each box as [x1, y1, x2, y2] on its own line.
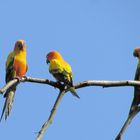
[46, 51, 79, 98]
[0, 40, 28, 121]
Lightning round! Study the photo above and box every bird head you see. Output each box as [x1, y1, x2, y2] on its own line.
[14, 40, 26, 53]
[46, 51, 63, 64]
[133, 48, 140, 58]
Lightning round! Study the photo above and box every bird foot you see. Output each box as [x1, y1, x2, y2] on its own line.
[56, 82, 65, 90]
[22, 75, 27, 80]
[14, 76, 21, 82]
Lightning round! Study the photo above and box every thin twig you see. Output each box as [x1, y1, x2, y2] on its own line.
[36, 90, 65, 140]
[115, 107, 140, 140]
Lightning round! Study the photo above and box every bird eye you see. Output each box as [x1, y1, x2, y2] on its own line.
[18, 43, 23, 50]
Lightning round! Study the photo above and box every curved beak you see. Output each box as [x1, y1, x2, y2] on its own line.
[133, 51, 138, 57]
[46, 57, 50, 64]
[47, 59, 49, 64]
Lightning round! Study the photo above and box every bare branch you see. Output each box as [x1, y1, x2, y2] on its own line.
[0, 79, 19, 94]
[1, 76, 140, 140]
[36, 90, 65, 140]
[75, 80, 140, 89]
[0, 76, 60, 94]
[1, 77, 140, 95]
[115, 107, 140, 140]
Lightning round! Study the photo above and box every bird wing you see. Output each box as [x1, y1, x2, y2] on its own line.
[49, 59, 64, 74]
[134, 61, 140, 80]
[5, 51, 16, 83]
[63, 62, 73, 84]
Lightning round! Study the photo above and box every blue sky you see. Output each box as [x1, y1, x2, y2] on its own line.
[0, 0, 140, 140]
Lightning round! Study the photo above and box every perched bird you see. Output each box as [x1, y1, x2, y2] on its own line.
[0, 40, 28, 121]
[46, 51, 79, 98]
[129, 48, 140, 114]
[115, 48, 140, 140]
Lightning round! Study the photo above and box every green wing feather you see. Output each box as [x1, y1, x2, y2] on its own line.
[0, 52, 16, 121]
[128, 61, 140, 115]
[49, 59, 80, 98]
[5, 52, 16, 83]
[134, 61, 140, 80]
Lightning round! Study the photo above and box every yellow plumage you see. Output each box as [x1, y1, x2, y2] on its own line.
[47, 51, 79, 98]
[0, 40, 28, 121]
[49, 59, 72, 82]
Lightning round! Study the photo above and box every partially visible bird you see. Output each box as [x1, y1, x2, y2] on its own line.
[129, 48, 140, 114]
[115, 48, 140, 140]
[0, 40, 28, 121]
[46, 51, 79, 98]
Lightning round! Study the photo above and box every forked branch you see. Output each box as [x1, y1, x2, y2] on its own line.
[1, 76, 140, 140]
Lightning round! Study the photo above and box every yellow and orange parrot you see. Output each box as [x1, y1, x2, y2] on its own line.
[0, 40, 28, 121]
[46, 51, 79, 98]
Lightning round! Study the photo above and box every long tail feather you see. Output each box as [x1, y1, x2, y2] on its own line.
[69, 87, 80, 99]
[0, 99, 7, 122]
[0, 90, 15, 121]
[68, 77, 80, 99]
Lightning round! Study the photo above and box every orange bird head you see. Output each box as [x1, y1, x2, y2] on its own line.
[46, 51, 63, 64]
[14, 40, 26, 53]
[133, 48, 140, 58]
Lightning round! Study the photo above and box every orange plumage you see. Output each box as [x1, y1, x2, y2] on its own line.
[46, 51, 79, 98]
[1, 40, 28, 121]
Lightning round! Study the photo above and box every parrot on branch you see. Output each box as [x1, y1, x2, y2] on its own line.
[0, 40, 28, 121]
[115, 48, 140, 140]
[46, 51, 80, 98]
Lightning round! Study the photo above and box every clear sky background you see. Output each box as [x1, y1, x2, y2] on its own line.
[0, 0, 140, 140]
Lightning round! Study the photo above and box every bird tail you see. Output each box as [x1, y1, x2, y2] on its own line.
[129, 88, 140, 116]
[0, 90, 15, 121]
[69, 86, 80, 99]
[67, 77, 80, 99]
